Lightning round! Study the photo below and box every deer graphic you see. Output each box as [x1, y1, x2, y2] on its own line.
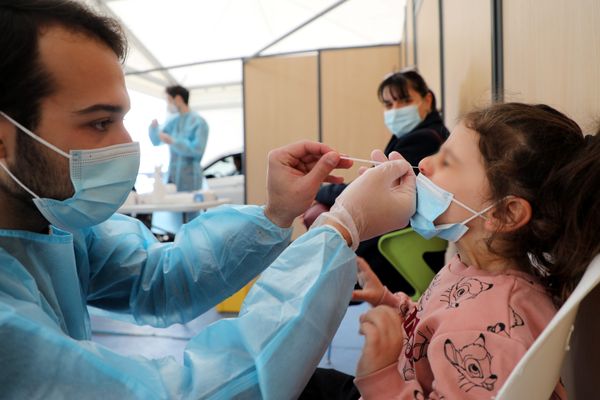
[444, 334, 497, 392]
[441, 277, 493, 308]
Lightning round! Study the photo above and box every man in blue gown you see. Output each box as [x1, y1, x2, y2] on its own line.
[0, 1, 416, 398]
[149, 85, 209, 193]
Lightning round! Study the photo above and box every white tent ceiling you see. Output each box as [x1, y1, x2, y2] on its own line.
[86, 0, 406, 106]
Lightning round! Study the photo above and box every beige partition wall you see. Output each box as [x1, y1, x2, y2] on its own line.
[442, 0, 492, 129]
[400, 42, 406, 68]
[415, 0, 441, 109]
[244, 55, 319, 206]
[504, 0, 600, 133]
[320, 45, 402, 182]
[405, 0, 416, 66]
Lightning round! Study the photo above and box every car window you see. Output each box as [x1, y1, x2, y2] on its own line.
[204, 154, 242, 178]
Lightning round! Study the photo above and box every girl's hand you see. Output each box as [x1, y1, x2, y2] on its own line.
[356, 305, 405, 377]
[352, 257, 385, 306]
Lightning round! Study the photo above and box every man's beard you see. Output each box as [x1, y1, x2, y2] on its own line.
[0, 129, 73, 205]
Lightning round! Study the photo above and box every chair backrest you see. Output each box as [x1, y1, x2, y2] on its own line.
[378, 227, 448, 300]
[495, 253, 600, 399]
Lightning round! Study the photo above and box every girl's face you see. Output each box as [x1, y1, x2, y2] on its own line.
[381, 85, 431, 120]
[418, 122, 492, 227]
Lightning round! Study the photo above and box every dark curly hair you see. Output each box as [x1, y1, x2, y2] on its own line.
[463, 103, 600, 304]
[0, 0, 127, 131]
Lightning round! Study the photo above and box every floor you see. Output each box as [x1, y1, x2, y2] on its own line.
[90, 301, 368, 377]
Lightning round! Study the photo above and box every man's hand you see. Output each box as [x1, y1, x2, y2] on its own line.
[150, 119, 159, 129]
[356, 305, 405, 377]
[352, 258, 385, 306]
[264, 141, 352, 228]
[159, 132, 173, 144]
[333, 149, 417, 242]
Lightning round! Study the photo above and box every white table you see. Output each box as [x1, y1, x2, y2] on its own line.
[118, 198, 230, 215]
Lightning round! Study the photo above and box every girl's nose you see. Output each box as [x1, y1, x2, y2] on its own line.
[418, 156, 433, 176]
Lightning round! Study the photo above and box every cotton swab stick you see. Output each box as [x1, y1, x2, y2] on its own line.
[340, 156, 382, 165]
[340, 156, 418, 169]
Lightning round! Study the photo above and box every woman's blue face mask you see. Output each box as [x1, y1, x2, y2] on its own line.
[410, 174, 496, 242]
[384, 105, 422, 138]
[0, 111, 140, 231]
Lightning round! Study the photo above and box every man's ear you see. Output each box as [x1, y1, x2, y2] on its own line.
[485, 196, 532, 233]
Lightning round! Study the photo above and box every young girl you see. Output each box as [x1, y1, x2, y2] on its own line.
[353, 103, 600, 399]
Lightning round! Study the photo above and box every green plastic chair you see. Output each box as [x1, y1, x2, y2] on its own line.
[378, 227, 448, 300]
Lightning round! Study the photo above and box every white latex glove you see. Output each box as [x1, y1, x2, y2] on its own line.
[314, 150, 416, 249]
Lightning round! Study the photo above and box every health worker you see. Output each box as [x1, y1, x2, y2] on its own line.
[149, 85, 209, 193]
[0, 1, 417, 399]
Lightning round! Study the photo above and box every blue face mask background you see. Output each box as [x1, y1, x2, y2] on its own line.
[384, 104, 423, 138]
[0, 111, 140, 231]
[410, 174, 495, 242]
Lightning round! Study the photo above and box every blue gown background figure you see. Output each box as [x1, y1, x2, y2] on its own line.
[149, 85, 209, 192]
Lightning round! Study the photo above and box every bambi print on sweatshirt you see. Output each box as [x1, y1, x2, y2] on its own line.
[444, 334, 497, 392]
[487, 306, 525, 337]
[441, 277, 493, 308]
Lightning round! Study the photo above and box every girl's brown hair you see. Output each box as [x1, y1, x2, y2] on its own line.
[464, 103, 600, 304]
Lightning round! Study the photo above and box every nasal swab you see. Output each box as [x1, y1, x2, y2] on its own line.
[340, 156, 382, 165]
[340, 156, 418, 169]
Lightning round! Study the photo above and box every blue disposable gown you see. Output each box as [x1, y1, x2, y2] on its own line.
[149, 111, 209, 191]
[0, 205, 356, 399]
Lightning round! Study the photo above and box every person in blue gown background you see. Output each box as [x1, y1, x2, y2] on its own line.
[149, 85, 209, 193]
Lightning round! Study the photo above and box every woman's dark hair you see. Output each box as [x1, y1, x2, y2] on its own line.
[464, 103, 600, 304]
[0, 0, 127, 131]
[166, 85, 190, 105]
[377, 70, 437, 111]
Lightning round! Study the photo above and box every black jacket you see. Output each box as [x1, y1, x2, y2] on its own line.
[316, 109, 449, 206]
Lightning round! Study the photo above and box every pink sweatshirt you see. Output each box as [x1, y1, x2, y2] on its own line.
[354, 255, 567, 399]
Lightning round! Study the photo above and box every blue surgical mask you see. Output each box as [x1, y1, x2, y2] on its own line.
[0, 111, 140, 231]
[384, 105, 423, 138]
[410, 174, 496, 242]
